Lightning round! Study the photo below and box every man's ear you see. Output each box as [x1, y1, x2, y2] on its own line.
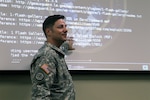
[46, 28, 52, 37]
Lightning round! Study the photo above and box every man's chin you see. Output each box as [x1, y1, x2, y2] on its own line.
[61, 39, 67, 43]
[63, 37, 67, 41]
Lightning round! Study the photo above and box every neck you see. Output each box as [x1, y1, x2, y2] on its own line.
[47, 39, 63, 48]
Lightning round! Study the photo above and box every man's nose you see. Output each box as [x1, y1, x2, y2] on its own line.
[64, 27, 68, 33]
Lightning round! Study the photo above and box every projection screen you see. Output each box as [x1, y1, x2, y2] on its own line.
[0, 0, 150, 71]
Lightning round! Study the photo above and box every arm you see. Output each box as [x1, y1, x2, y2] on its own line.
[66, 37, 75, 50]
[30, 57, 55, 100]
[60, 37, 75, 54]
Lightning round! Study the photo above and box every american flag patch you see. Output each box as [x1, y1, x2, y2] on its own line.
[40, 64, 51, 74]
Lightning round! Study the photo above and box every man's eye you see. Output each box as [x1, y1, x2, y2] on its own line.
[58, 25, 63, 28]
[57, 25, 67, 28]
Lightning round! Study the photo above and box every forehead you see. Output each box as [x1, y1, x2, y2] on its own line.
[54, 19, 66, 26]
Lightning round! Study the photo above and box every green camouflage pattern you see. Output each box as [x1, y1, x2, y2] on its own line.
[30, 41, 75, 100]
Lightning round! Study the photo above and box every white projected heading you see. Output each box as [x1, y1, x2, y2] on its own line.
[0, 0, 150, 71]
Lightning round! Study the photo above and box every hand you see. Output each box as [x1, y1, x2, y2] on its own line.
[67, 37, 75, 50]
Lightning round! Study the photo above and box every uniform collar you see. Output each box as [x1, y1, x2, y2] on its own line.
[45, 41, 65, 56]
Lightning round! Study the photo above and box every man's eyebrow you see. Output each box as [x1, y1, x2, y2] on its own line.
[57, 24, 67, 27]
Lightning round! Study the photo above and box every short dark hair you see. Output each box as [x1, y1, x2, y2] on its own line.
[42, 15, 65, 37]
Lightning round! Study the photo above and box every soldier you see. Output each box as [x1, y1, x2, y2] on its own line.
[30, 15, 75, 100]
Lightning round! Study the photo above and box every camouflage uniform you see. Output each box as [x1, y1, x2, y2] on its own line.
[30, 41, 75, 100]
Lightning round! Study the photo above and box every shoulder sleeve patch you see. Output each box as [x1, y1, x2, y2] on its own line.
[40, 64, 51, 74]
[35, 72, 44, 81]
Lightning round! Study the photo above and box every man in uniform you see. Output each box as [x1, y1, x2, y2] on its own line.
[30, 15, 75, 100]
